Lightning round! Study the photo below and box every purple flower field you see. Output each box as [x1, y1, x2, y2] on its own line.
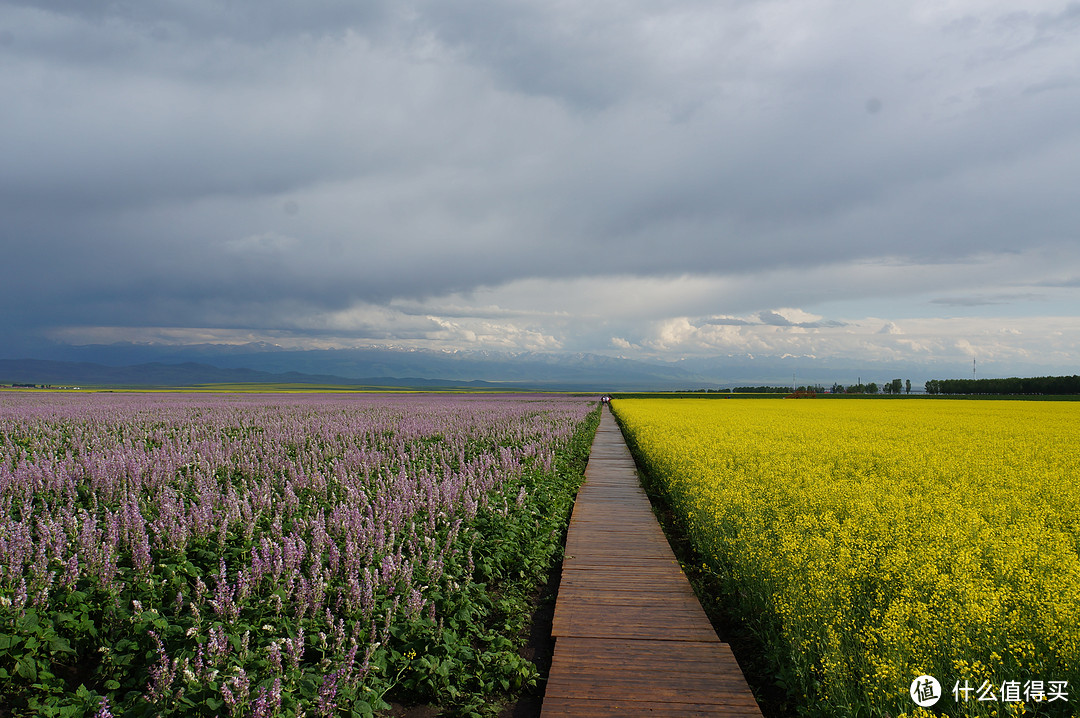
[0, 392, 598, 717]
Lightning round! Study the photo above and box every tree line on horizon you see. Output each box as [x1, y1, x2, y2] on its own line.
[924, 375, 1080, 395]
[696, 374, 1080, 396]
[695, 380, 912, 394]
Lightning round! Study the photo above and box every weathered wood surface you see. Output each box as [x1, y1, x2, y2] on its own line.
[541, 406, 762, 717]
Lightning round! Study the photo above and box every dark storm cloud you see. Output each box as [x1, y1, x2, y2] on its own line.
[413, 0, 656, 110]
[2, 0, 396, 43]
[2, 0, 1080, 355]
[701, 317, 754, 327]
[930, 292, 1046, 307]
[1038, 277, 1080, 287]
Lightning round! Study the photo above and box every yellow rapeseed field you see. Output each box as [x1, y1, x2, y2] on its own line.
[612, 398, 1080, 718]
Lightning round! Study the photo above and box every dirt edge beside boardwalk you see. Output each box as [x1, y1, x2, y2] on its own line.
[500, 555, 562, 718]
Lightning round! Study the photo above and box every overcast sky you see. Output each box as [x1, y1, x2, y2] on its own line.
[3, 0, 1080, 375]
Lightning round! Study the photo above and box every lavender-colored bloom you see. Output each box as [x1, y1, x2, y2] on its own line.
[284, 628, 305, 671]
[250, 677, 283, 718]
[222, 669, 250, 717]
[315, 667, 344, 717]
[145, 630, 181, 704]
[406, 587, 425, 618]
[267, 639, 283, 674]
[207, 624, 230, 663]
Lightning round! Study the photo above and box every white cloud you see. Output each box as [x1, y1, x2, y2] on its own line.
[879, 322, 904, 335]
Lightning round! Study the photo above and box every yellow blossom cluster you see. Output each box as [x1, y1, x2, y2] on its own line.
[612, 398, 1080, 717]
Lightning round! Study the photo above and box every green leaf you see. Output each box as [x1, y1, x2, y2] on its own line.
[49, 636, 74, 654]
[16, 656, 38, 681]
[104, 680, 121, 690]
[18, 610, 40, 632]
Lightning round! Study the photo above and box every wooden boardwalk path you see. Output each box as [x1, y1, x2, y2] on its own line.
[541, 407, 762, 717]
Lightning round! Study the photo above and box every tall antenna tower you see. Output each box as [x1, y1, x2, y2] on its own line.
[973, 357, 977, 380]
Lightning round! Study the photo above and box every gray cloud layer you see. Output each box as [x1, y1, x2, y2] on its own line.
[3, 0, 1080, 369]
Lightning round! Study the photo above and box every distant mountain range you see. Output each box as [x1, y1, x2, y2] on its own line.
[0, 342, 963, 390]
[0, 358, 506, 389]
[0, 345, 710, 390]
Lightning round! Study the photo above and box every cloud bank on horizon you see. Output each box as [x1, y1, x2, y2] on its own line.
[3, 0, 1080, 375]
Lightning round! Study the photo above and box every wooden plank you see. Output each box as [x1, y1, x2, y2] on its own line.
[554, 578, 697, 593]
[551, 611, 712, 632]
[562, 553, 683, 567]
[559, 563, 688, 577]
[552, 601, 712, 620]
[545, 675, 759, 703]
[553, 588, 699, 602]
[546, 639, 760, 704]
[552, 588, 699, 604]
[548, 639, 752, 679]
[557, 566, 693, 580]
[540, 698, 763, 717]
[551, 619, 720, 642]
